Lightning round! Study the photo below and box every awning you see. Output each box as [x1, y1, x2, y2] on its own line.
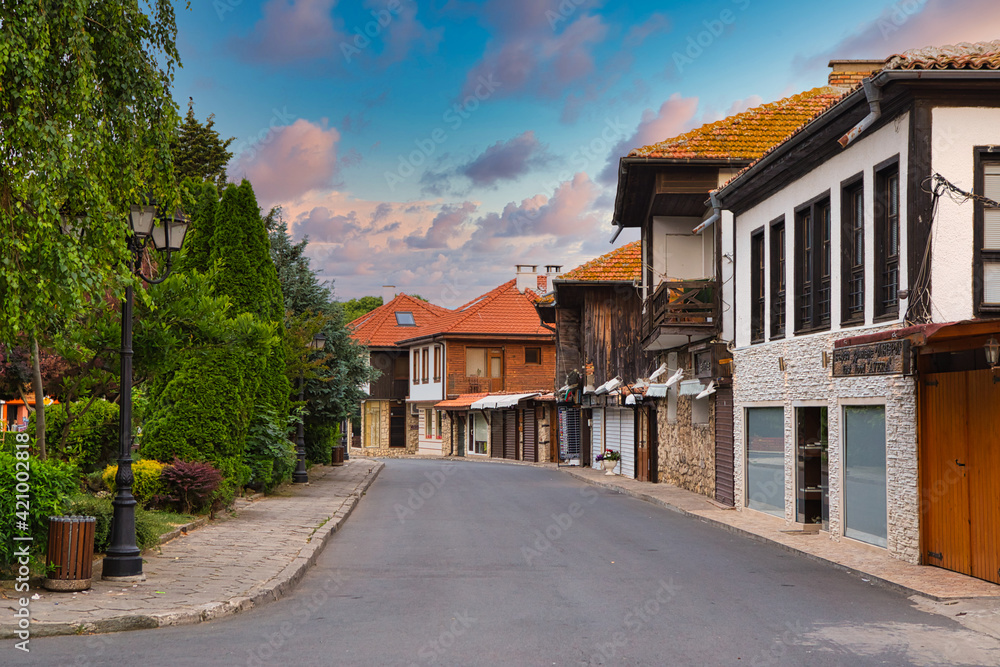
[435, 393, 489, 409]
[470, 393, 540, 410]
[645, 383, 669, 398]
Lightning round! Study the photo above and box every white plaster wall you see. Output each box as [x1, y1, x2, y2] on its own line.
[731, 328, 919, 564]
[409, 343, 445, 402]
[651, 216, 713, 284]
[929, 106, 1000, 322]
[720, 209, 735, 344]
[732, 113, 911, 348]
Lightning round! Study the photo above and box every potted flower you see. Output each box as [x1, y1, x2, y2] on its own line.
[595, 449, 620, 475]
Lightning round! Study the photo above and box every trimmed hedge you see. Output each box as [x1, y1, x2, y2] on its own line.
[102, 459, 166, 507]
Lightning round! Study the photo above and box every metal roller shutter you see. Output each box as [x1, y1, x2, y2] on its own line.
[490, 412, 503, 458]
[523, 406, 537, 462]
[591, 408, 604, 470]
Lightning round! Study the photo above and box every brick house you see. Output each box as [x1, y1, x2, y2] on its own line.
[397, 267, 558, 461]
[714, 41, 1000, 582]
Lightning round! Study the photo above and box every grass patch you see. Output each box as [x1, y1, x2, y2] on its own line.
[143, 510, 198, 537]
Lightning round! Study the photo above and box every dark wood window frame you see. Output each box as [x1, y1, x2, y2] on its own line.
[974, 147, 1000, 314]
[433, 346, 441, 383]
[769, 216, 786, 340]
[750, 226, 765, 343]
[525, 347, 542, 364]
[412, 350, 419, 383]
[841, 172, 865, 326]
[421, 347, 429, 384]
[794, 191, 832, 334]
[874, 155, 901, 321]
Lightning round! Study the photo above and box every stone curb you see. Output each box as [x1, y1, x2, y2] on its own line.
[1, 462, 383, 639]
[561, 468, 987, 603]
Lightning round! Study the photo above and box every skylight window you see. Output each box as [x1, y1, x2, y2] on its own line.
[395, 311, 415, 326]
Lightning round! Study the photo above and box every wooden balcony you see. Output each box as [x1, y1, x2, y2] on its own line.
[642, 279, 720, 351]
[465, 375, 503, 393]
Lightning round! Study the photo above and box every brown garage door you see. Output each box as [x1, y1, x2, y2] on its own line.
[523, 406, 537, 462]
[714, 385, 735, 507]
[920, 369, 1000, 584]
[503, 409, 518, 460]
[490, 412, 503, 458]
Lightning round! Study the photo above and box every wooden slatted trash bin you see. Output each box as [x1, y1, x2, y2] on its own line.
[43, 516, 96, 591]
[331, 445, 345, 466]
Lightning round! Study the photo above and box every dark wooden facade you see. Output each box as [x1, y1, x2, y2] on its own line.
[369, 350, 409, 400]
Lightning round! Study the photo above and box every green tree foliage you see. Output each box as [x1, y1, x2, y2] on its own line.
[175, 179, 220, 274]
[0, 0, 182, 346]
[29, 398, 119, 473]
[171, 99, 234, 192]
[342, 296, 383, 324]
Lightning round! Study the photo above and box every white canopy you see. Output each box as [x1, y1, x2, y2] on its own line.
[470, 393, 540, 409]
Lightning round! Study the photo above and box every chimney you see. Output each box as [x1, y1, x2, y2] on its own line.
[546, 265, 562, 289]
[827, 59, 885, 90]
[382, 285, 396, 303]
[515, 265, 538, 293]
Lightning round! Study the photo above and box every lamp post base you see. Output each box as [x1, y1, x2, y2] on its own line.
[102, 555, 146, 580]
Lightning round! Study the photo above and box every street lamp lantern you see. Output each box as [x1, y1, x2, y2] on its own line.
[103, 199, 187, 581]
[310, 332, 327, 351]
[986, 336, 1000, 367]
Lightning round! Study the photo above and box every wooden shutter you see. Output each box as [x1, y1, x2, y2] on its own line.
[714, 386, 735, 506]
[504, 409, 517, 460]
[523, 406, 537, 462]
[490, 412, 503, 458]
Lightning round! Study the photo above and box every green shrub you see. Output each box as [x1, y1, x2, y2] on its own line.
[63, 495, 163, 553]
[245, 409, 297, 493]
[29, 399, 120, 473]
[0, 451, 79, 574]
[158, 459, 223, 514]
[305, 422, 338, 466]
[102, 460, 166, 507]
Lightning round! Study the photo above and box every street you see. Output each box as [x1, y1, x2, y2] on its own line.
[15, 460, 1000, 666]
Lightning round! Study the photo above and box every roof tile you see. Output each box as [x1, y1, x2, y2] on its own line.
[347, 294, 452, 348]
[558, 240, 642, 282]
[885, 40, 1000, 70]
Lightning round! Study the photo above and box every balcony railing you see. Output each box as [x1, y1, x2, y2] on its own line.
[466, 375, 503, 393]
[643, 279, 719, 344]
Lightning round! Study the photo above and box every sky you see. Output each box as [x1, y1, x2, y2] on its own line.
[171, 0, 1000, 308]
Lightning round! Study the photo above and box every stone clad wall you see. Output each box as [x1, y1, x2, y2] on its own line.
[655, 349, 716, 497]
[732, 327, 919, 564]
[351, 399, 419, 458]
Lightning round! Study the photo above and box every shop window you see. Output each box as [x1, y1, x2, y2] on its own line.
[795, 407, 828, 528]
[436, 410, 443, 439]
[470, 413, 488, 455]
[843, 405, 887, 547]
[746, 407, 784, 517]
[424, 408, 433, 438]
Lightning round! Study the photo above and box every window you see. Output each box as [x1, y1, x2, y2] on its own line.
[395, 311, 415, 326]
[394, 355, 408, 380]
[433, 346, 441, 383]
[976, 152, 1000, 310]
[413, 351, 419, 383]
[489, 349, 503, 377]
[421, 347, 429, 384]
[466, 347, 486, 376]
[525, 347, 541, 364]
[842, 179, 865, 324]
[750, 228, 765, 343]
[470, 413, 488, 455]
[794, 195, 832, 332]
[435, 410, 443, 439]
[770, 218, 786, 338]
[691, 395, 709, 425]
[746, 407, 784, 517]
[843, 405, 887, 547]
[424, 408, 433, 437]
[875, 162, 900, 318]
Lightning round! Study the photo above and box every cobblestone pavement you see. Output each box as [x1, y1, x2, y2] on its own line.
[0, 460, 382, 638]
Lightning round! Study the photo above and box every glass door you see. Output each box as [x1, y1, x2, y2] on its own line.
[470, 412, 488, 455]
[795, 407, 828, 528]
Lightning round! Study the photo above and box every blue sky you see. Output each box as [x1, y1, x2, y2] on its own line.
[171, 0, 998, 306]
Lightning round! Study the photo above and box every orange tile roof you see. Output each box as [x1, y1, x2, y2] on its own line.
[559, 240, 642, 282]
[435, 393, 489, 409]
[348, 293, 453, 348]
[629, 87, 846, 161]
[401, 280, 552, 341]
[885, 40, 1000, 70]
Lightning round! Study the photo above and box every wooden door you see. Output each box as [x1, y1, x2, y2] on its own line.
[920, 372, 972, 576]
[523, 406, 537, 462]
[967, 369, 1000, 584]
[389, 405, 406, 448]
[636, 407, 650, 482]
[714, 386, 735, 506]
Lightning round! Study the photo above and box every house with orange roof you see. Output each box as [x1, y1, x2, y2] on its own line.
[536, 241, 659, 476]
[609, 60, 881, 502]
[396, 266, 558, 460]
[347, 287, 453, 456]
[713, 41, 1000, 583]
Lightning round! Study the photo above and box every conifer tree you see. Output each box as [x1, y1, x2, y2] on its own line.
[172, 99, 234, 193]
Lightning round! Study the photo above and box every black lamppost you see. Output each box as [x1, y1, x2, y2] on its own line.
[293, 332, 326, 484]
[103, 204, 188, 581]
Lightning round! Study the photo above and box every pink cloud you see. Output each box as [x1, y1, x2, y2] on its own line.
[231, 119, 340, 205]
[598, 93, 701, 184]
[365, 0, 444, 66]
[625, 12, 671, 46]
[232, 0, 343, 65]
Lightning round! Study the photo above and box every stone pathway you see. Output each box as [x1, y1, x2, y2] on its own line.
[0, 459, 382, 638]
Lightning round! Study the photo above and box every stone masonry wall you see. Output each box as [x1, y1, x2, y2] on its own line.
[351, 400, 419, 458]
[655, 350, 716, 498]
[732, 327, 919, 564]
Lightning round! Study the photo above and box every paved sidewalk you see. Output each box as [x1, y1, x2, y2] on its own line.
[562, 464, 1000, 601]
[0, 459, 382, 638]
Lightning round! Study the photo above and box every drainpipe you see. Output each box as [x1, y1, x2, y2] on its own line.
[838, 78, 883, 148]
[692, 192, 722, 234]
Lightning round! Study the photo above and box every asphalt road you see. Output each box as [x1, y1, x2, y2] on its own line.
[12, 460, 1000, 666]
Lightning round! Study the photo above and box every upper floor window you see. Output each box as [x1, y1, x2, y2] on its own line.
[842, 178, 865, 325]
[794, 195, 832, 333]
[466, 348, 502, 377]
[875, 162, 900, 319]
[977, 153, 1000, 311]
[395, 311, 415, 326]
[770, 218, 786, 339]
[750, 228, 765, 343]
[421, 347, 429, 384]
[433, 346, 441, 383]
[394, 355, 408, 380]
[413, 351, 419, 381]
[525, 347, 541, 364]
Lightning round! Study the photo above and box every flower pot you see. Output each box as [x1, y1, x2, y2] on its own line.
[601, 458, 618, 475]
